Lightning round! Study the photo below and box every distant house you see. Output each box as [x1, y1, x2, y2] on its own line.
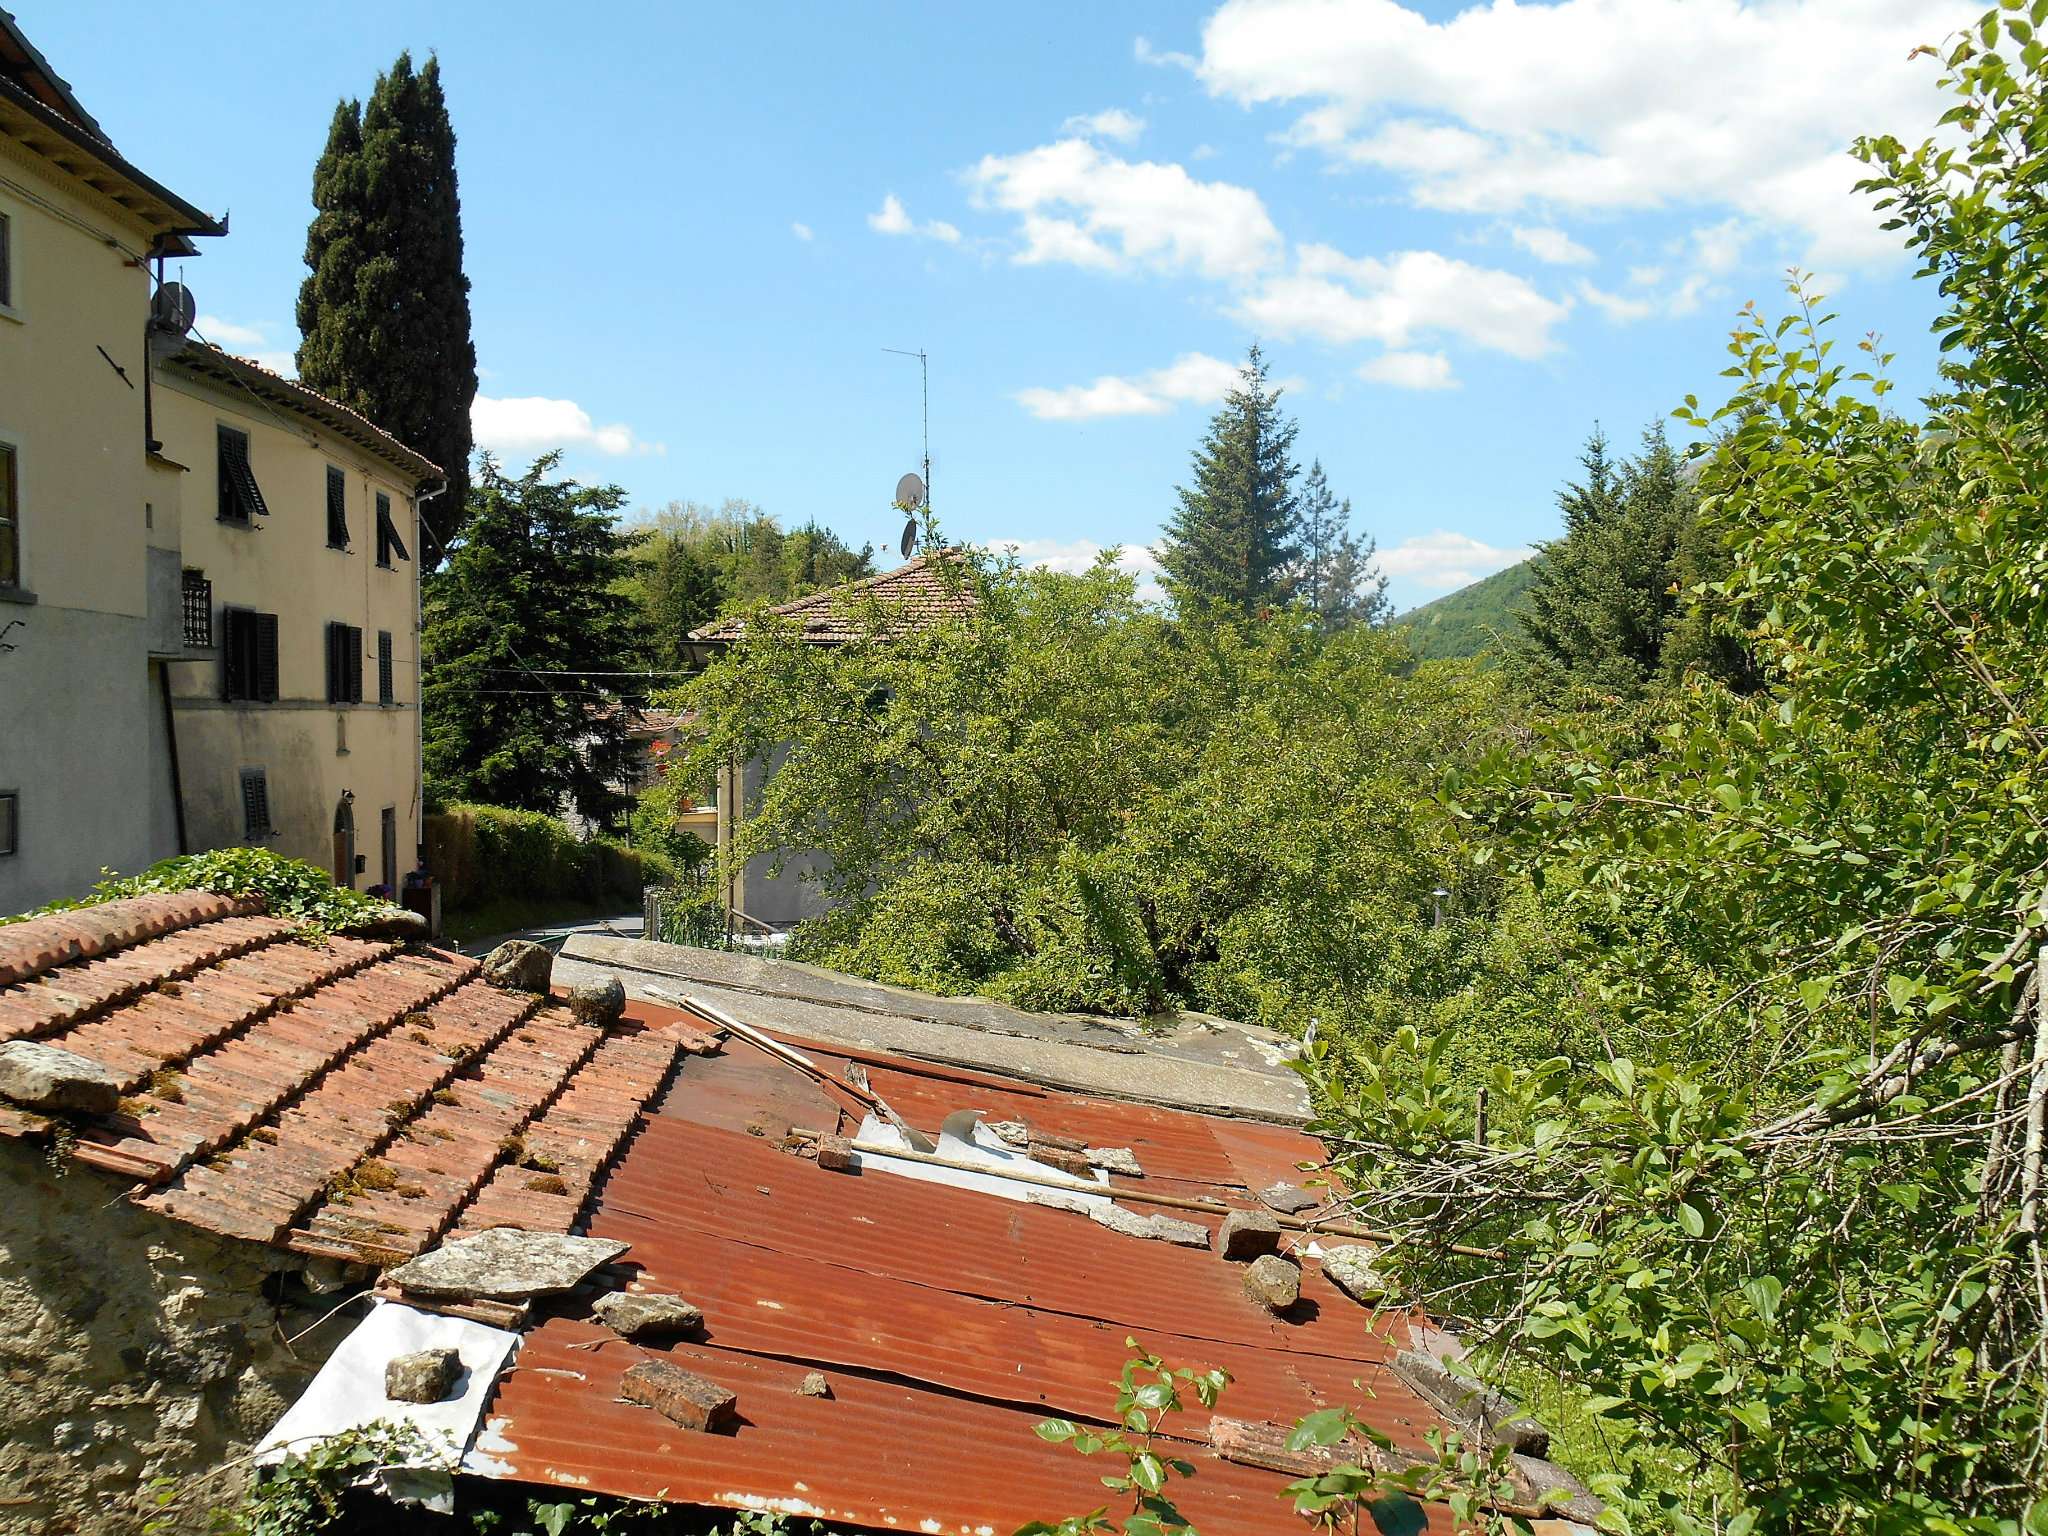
[685, 551, 975, 929]
[0, 14, 439, 912]
[565, 703, 716, 849]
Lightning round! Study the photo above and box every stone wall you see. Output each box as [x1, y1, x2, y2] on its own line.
[0, 1138, 348, 1535]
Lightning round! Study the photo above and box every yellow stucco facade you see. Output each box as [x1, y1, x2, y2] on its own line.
[0, 51, 436, 911]
[154, 357, 430, 893]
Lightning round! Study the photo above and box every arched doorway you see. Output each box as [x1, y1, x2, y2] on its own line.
[333, 794, 356, 889]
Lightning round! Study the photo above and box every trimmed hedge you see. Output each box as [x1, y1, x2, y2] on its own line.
[425, 804, 676, 911]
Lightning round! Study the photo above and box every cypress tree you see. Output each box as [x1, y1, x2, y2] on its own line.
[297, 52, 477, 561]
[422, 454, 647, 826]
[1158, 346, 1301, 616]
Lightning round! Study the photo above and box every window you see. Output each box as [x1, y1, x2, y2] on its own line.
[325, 621, 364, 704]
[217, 426, 268, 524]
[0, 791, 15, 857]
[240, 769, 272, 841]
[0, 442, 16, 589]
[326, 466, 349, 549]
[181, 570, 212, 647]
[221, 607, 279, 701]
[380, 806, 397, 892]
[375, 493, 409, 567]
[0, 210, 11, 309]
[377, 630, 394, 705]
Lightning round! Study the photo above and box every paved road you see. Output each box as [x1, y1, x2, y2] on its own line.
[455, 911, 644, 958]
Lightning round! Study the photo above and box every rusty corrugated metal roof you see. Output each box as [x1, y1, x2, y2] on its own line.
[476, 1001, 1460, 1533]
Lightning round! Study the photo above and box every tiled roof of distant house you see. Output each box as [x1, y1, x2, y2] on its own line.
[687, 549, 978, 648]
[162, 343, 443, 486]
[0, 895, 679, 1266]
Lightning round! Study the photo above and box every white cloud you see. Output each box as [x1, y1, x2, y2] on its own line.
[1379, 530, 1532, 592]
[791, 221, 815, 242]
[1194, 0, 1970, 267]
[1510, 226, 1594, 266]
[1576, 279, 1658, 323]
[968, 138, 1282, 280]
[195, 314, 297, 377]
[1015, 351, 1243, 421]
[1232, 244, 1569, 359]
[471, 395, 660, 457]
[1134, 35, 1198, 70]
[1359, 350, 1458, 390]
[991, 536, 1166, 603]
[1062, 107, 1146, 144]
[867, 194, 961, 244]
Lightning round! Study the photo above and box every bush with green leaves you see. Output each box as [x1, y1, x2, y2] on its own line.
[9, 847, 406, 933]
[1309, 11, 2048, 1530]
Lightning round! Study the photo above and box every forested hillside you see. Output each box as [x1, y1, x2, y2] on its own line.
[1395, 558, 1537, 660]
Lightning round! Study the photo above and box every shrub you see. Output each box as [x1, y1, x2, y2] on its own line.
[8, 847, 406, 933]
[424, 804, 674, 912]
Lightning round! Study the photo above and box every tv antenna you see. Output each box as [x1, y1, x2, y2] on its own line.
[884, 346, 929, 559]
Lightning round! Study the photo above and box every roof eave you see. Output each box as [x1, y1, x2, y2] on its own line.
[0, 78, 223, 241]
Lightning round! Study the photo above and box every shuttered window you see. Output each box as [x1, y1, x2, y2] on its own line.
[377, 630, 394, 705]
[0, 791, 16, 857]
[217, 426, 268, 524]
[0, 211, 11, 309]
[326, 466, 349, 549]
[0, 442, 17, 589]
[325, 622, 364, 704]
[240, 769, 272, 841]
[221, 607, 280, 702]
[375, 493, 409, 567]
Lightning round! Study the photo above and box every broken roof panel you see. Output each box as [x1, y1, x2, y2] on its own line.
[475, 999, 1476, 1533]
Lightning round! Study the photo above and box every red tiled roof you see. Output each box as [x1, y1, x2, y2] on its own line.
[163, 343, 443, 486]
[0, 898, 679, 1264]
[475, 1001, 1470, 1533]
[688, 550, 978, 646]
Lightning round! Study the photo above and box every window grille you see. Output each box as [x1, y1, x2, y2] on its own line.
[181, 570, 212, 647]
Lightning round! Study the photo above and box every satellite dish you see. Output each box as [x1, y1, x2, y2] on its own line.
[150, 281, 197, 335]
[899, 519, 918, 560]
[894, 472, 926, 510]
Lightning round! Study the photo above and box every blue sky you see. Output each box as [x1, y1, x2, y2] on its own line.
[26, 0, 1971, 608]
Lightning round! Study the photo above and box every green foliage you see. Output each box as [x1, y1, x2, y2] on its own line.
[9, 847, 405, 933]
[1158, 346, 1303, 617]
[295, 51, 476, 554]
[1310, 13, 2048, 1530]
[1514, 424, 1759, 701]
[676, 551, 1493, 1025]
[1394, 560, 1539, 663]
[623, 500, 876, 669]
[1018, 1340, 1230, 1536]
[423, 454, 648, 827]
[222, 1422, 452, 1536]
[425, 803, 673, 914]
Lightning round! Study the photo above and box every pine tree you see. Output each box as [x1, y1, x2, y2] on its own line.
[1158, 346, 1301, 616]
[422, 454, 647, 825]
[1293, 459, 1391, 630]
[297, 52, 476, 562]
[1517, 423, 1758, 697]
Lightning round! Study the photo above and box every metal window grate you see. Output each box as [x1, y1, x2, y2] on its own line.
[181, 570, 212, 647]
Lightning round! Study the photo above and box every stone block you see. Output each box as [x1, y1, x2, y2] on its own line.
[385, 1346, 460, 1404]
[797, 1371, 832, 1398]
[0, 1042, 121, 1115]
[567, 976, 626, 1026]
[620, 1359, 736, 1432]
[1243, 1253, 1301, 1313]
[480, 940, 552, 994]
[816, 1136, 856, 1172]
[1085, 1146, 1144, 1177]
[1216, 1208, 1282, 1261]
[1322, 1244, 1389, 1304]
[1393, 1348, 1550, 1458]
[592, 1291, 703, 1340]
[1257, 1183, 1321, 1215]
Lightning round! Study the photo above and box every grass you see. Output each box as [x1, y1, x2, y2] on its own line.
[440, 894, 634, 946]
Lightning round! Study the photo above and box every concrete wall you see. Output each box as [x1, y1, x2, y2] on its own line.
[0, 1139, 341, 1536]
[719, 747, 837, 929]
[0, 140, 178, 912]
[154, 371, 422, 890]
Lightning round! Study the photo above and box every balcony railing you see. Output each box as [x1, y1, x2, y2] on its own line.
[181, 569, 213, 648]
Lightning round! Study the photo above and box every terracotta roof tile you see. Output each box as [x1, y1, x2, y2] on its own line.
[687, 550, 978, 647]
[0, 892, 257, 985]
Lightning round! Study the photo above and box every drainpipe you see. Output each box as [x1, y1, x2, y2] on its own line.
[159, 662, 188, 854]
[410, 479, 447, 870]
